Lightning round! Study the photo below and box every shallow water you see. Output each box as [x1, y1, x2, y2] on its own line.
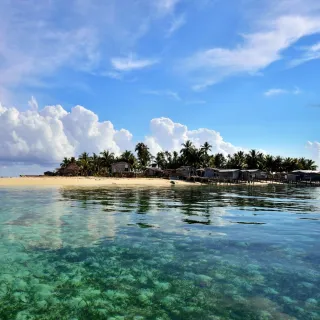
[0, 185, 319, 320]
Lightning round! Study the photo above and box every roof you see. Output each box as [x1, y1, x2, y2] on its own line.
[112, 161, 129, 165]
[291, 170, 320, 174]
[65, 163, 80, 170]
[146, 167, 163, 172]
[217, 169, 240, 173]
[241, 169, 261, 173]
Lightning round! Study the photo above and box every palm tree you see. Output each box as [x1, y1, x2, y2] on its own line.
[156, 152, 166, 169]
[229, 151, 246, 169]
[246, 149, 262, 169]
[135, 143, 151, 168]
[90, 153, 101, 175]
[78, 158, 90, 176]
[264, 155, 274, 173]
[305, 159, 317, 170]
[180, 140, 195, 166]
[200, 142, 212, 167]
[213, 153, 226, 168]
[100, 150, 115, 173]
[60, 157, 70, 168]
[79, 152, 90, 162]
[120, 150, 137, 168]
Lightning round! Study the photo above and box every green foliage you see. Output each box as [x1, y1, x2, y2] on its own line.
[57, 143, 317, 175]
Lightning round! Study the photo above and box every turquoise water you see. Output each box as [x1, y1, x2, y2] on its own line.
[0, 185, 319, 320]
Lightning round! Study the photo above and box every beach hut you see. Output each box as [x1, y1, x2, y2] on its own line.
[240, 169, 266, 181]
[145, 167, 164, 177]
[290, 170, 320, 182]
[216, 169, 240, 181]
[176, 166, 196, 178]
[58, 163, 80, 176]
[204, 168, 219, 178]
[111, 161, 131, 174]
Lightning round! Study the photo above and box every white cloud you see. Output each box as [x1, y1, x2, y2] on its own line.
[181, 14, 320, 90]
[145, 117, 243, 156]
[0, 100, 243, 173]
[0, 0, 177, 103]
[167, 14, 186, 36]
[306, 141, 320, 168]
[111, 54, 159, 72]
[264, 87, 301, 97]
[156, 0, 181, 14]
[290, 41, 320, 66]
[264, 89, 288, 96]
[0, 99, 133, 166]
[143, 90, 181, 101]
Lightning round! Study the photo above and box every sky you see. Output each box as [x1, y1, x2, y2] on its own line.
[0, 0, 319, 176]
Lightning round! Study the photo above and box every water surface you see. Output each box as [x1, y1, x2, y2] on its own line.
[0, 185, 319, 319]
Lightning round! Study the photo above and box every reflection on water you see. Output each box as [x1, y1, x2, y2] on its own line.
[0, 185, 319, 319]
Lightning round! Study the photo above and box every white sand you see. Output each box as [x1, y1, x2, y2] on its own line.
[0, 177, 277, 188]
[0, 177, 200, 187]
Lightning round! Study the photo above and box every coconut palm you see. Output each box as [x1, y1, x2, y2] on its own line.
[180, 140, 195, 166]
[100, 150, 115, 173]
[60, 157, 70, 168]
[90, 153, 101, 175]
[213, 153, 226, 168]
[135, 143, 151, 168]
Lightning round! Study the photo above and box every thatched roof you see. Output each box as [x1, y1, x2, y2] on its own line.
[58, 163, 80, 176]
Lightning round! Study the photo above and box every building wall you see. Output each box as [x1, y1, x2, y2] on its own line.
[112, 162, 130, 173]
[218, 171, 240, 180]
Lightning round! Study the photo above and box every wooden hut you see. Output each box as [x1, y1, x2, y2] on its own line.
[176, 166, 196, 179]
[216, 169, 240, 181]
[145, 167, 163, 177]
[289, 170, 320, 182]
[204, 168, 219, 179]
[111, 161, 131, 174]
[240, 169, 266, 181]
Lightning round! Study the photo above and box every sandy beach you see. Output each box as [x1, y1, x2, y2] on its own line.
[0, 177, 278, 188]
[0, 177, 202, 187]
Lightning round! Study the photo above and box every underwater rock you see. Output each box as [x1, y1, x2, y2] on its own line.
[282, 296, 296, 304]
[305, 298, 317, 306]
[154, 281, 171, 291]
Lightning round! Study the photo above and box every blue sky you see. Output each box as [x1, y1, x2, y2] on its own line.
[0, 0, 320, 175]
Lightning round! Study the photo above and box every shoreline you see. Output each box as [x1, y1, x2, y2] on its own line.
[0, 177, 280, 188]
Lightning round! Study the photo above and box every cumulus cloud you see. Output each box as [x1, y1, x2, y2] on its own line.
[306, 141, 320, 168]
[0, 100, 133, 166]
[0, 101, 243, 171]
[145, 117, 243, 156]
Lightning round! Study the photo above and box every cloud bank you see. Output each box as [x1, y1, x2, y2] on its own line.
[1, 101, 318, 175]
[0, 101, 133, 165]
[0, 101, 241, 169]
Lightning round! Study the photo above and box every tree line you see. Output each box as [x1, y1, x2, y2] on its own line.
[59, 140, 317, 176]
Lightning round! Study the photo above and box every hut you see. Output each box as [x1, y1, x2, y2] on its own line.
[216, 169, 240, 181]
[204, 168, 219, 179]
[289, 170, 320, 182]
[176, 166, 196, 178]
[240, 169, 266, 181]
[111, 161, 131, 174]
[145, 167, 164, 177]
[196, 168, 205, 177]
[58, 163, 80, 176]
